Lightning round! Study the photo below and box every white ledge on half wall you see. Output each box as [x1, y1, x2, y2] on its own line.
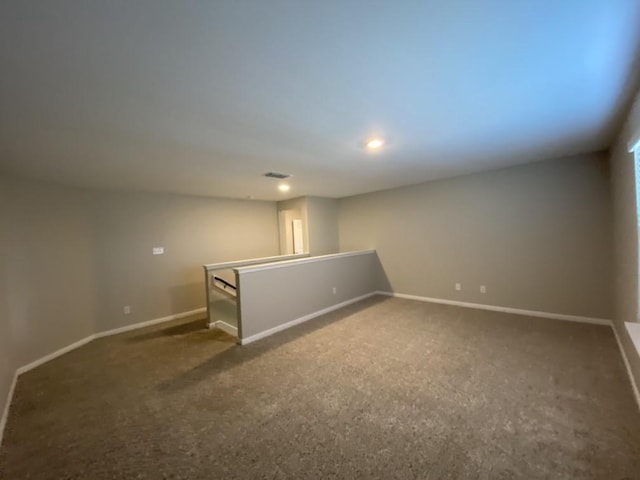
[626, 322, 640, 356]
[234, 250, 375, 274]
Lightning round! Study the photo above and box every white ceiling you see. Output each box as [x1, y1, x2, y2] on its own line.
[1, 1, 639, 201]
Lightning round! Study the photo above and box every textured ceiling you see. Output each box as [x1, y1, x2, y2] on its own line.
[1, 0, 639, 200]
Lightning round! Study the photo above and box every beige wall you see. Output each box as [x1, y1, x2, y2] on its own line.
[277, 197, 308, 255]
[2, 177, 98, 368]
[0, 183, 13, 437]
[306, 197, 339, 256]
[92, 191, 279, 332]
[0, 289, 10, 443]
[610, 86, 640, 385]
[339, 153, 613, 319]
[0, 175, 281, 435]
[277, 196, 339, 256]
[0, 176, 98, 432]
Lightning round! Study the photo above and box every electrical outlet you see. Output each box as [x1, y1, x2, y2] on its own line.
[152, 247, 164, 255]
[332, 287, 337, 294]
[480, 285, 487, 294]
[123, 306, 131, 314]
[455, 283, 461, 291]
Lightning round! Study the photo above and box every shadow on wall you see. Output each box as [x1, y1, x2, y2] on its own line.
[169, 282, 205, 315]
[156, 295, 389, 393]
[376, 255, 392, 292]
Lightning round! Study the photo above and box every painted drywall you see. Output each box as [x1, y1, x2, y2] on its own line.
[1, 176, 98, 370]
[610, 86, 640, 386]
[0, 175, 98, 433]
[236, 251, 378, 339]
[306, 197, 339, 256]
[277, 197, 308, 255]
[0, 176, 281, 441]
[277, 196, 339, 256]
[92, 191, 280, 332]
[0, 181, 14, 439]
[339, 153, 613, 319]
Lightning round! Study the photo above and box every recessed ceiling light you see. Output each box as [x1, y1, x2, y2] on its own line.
[366, 138, 384, 150]
[278, 184, 290, 192]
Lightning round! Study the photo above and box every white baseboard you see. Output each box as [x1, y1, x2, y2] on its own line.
[377, 291, 612, 326]
[612, 324, 640, 411]
[16, 334, 96, 376]
[14, 308, 207, 376]
[377, 292, 638, 411]
[0, 306, 207, 447]
[240, 292, 377, 345]
[0, 371, 18, 447]
[94, 307, 206, 339]
[2, 336, 95, 447]
[208, 320, 238, 337]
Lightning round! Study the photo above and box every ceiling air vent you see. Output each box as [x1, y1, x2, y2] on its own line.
[264, 172, 292, 179]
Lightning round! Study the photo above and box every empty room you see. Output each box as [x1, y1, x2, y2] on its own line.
[1, 1, 640, 479]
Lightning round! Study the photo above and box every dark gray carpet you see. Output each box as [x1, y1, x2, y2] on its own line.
[1, 296, 639, 479]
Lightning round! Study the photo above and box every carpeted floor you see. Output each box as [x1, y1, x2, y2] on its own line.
[1, 296, 639, 479]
